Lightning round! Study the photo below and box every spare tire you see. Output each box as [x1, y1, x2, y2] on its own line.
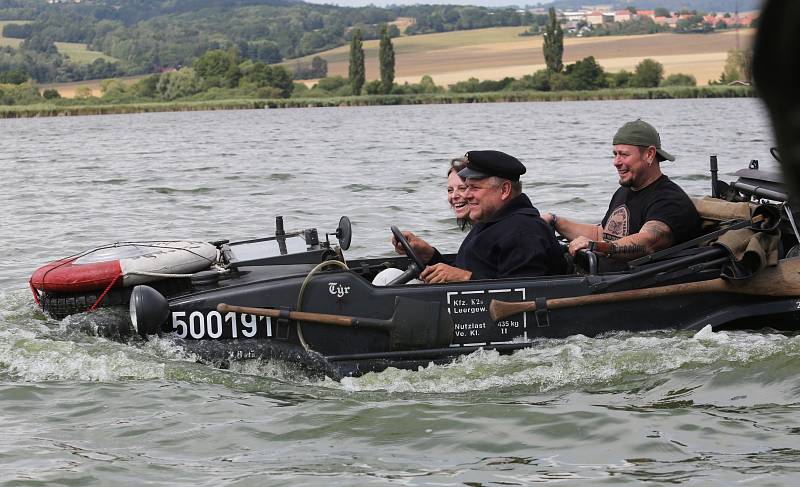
[40, 277, 192, 320]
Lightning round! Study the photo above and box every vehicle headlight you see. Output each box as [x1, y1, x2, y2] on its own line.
[130, 285, 170, 336]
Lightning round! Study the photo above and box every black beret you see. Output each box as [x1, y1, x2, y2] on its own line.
[457, 150, 526, 181]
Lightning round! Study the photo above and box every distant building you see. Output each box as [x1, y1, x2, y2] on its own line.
[735, 13, 757, 26]
[587, 11, 605, 25]
[663, 16, 680, 28]
[562, 11, 589, 23]
[614, 10, 631, 22]
[527, 7, 549, 15]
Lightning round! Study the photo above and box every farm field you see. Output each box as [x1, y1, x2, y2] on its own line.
[38, 75, 144, 98]
[291, 27, 755, 87]
[0, 20, 27, 48]
[54, 41, 117, 64]
[1, 20, 114, 63]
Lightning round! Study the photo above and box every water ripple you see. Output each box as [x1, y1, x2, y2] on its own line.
[2, 99, 793, 485]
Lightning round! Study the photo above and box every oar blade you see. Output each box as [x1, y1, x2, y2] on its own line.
[390, 297, 454, 350]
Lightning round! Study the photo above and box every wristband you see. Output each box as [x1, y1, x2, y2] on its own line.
[549, 213, 558, 229]
[588, 240, 614, 256]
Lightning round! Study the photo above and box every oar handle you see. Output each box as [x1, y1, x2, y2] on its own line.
[488, 300, 537, 321]
[490, 278, 729, 321]
[217, 303, 354, 327]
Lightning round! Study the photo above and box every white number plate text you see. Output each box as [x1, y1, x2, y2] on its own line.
[171, 311, 272, 339]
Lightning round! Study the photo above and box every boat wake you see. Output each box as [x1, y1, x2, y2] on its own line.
[4, 287, 800, 399]
[340, 327, 800, 396]
[1, 288, 338, 391]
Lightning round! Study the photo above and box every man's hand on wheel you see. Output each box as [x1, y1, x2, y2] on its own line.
[391, 231, 435, 264]
[420, 263, 471, 284]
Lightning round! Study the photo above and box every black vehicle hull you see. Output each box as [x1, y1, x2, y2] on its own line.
[41, 159, 800, 379]
[136, 251, 800, 379]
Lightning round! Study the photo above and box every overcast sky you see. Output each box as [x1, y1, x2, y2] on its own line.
[302, 1, 535, 7]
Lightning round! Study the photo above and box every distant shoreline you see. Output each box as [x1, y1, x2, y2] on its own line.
[0, 86, 754, 119]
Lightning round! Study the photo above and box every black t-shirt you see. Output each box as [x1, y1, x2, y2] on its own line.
[600, 175, 702, 244]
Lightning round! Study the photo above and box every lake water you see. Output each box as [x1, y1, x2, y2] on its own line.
[2, 99, 799, 485]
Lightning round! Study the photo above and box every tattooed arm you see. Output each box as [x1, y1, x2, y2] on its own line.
[607, 220, 674, 259]
[567, 220, 674, 260]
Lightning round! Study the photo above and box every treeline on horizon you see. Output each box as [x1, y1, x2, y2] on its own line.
[546, 0, 761, 11]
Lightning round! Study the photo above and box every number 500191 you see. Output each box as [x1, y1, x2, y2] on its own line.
[171, 311, 272, 339]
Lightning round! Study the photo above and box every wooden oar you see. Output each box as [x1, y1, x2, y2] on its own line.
[218, 303, 352, 327]
[218, 296, 453, 350]
[490, 257, 800, 321]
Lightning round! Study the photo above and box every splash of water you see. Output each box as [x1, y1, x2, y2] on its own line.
[340, 329, 800, 394]
[5, 287, 800, 398]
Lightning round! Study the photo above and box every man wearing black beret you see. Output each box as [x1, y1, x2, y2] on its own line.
[395, 150, 566, 283]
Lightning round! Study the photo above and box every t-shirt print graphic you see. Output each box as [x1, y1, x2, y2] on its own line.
[603, 205, 629, 241]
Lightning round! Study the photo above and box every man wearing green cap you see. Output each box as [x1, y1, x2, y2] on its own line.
[543, 120, 702, 260]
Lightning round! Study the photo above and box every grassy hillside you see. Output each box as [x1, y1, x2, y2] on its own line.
[291, 27, 755, 87]
[53, 42, 118, 64]
[1, 0, 535, 82]
[2, 20, 114, 63]
[0, 20, 26, 48]
[41, 27, 753, 97]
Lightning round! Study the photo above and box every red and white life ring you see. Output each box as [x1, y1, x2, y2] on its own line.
[30, 241, 219, 294]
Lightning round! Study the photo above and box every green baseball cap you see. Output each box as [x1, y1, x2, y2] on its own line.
[613, 120, 675, 162]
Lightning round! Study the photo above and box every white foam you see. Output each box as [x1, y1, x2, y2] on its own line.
[340, 331, 800, 393]
[1, 334, 167, 382]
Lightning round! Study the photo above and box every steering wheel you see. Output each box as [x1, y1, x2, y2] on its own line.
[388, 225, 426, 285]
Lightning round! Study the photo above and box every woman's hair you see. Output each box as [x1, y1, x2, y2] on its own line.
[448, 157, 467, 176]
[448, 157, 471, 230]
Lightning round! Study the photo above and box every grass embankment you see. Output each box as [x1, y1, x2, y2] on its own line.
[0, 85, 754, 119]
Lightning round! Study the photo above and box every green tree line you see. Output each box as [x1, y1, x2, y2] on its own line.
[1, 51, 741, 108]
[394, 5, 533, 34]
[0, 0, 534, 84]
